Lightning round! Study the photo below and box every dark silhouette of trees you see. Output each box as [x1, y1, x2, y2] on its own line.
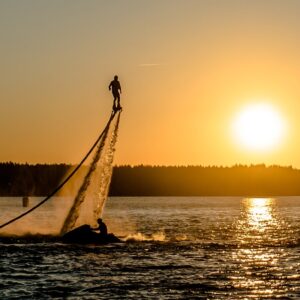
[0, 162, 69, 196]
[1, 163, 300, 196]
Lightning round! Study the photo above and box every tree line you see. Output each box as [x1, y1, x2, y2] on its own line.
[1, 162, 300, 196]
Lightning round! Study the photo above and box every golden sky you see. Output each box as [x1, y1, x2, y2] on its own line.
[1, 0, 300, 166]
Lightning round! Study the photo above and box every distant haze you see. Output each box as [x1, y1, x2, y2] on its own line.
[1, 1, 300, 166]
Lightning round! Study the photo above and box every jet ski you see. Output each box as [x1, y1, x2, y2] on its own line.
[62, 224, 121, 244]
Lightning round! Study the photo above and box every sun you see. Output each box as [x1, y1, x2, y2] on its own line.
[233, 103, 285, 151]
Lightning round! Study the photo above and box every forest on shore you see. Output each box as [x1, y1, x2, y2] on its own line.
[1, 163, 300, 196]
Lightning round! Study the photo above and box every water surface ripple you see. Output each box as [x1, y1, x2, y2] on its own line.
[1, 197, 300, 299]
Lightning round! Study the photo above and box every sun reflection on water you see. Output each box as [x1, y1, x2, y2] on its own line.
[245, 198, 274, 232]
[231, 198, 287, 297]
[235, 197, 280, 245]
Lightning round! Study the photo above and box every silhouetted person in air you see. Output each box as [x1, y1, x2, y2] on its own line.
[93, 218, 108, 236]
[109, 75, 122, 111]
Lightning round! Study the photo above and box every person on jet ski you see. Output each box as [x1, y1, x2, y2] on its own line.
[93, 218, 108, 236]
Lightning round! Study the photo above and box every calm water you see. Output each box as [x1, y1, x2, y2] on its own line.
[1, 196, 300, 299]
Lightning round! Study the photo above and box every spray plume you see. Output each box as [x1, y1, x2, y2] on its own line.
[60, 112, 121, 235]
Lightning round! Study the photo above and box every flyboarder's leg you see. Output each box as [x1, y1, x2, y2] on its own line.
[117, 94, 122, 110]
[113, 96, 117, 111]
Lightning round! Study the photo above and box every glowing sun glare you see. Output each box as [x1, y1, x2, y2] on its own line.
[233, 103, 285, 151]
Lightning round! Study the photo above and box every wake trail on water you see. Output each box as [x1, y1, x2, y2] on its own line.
[60, 112, 121, 235]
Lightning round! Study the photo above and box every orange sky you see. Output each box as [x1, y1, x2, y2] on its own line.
[1, 0, 300, 166]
